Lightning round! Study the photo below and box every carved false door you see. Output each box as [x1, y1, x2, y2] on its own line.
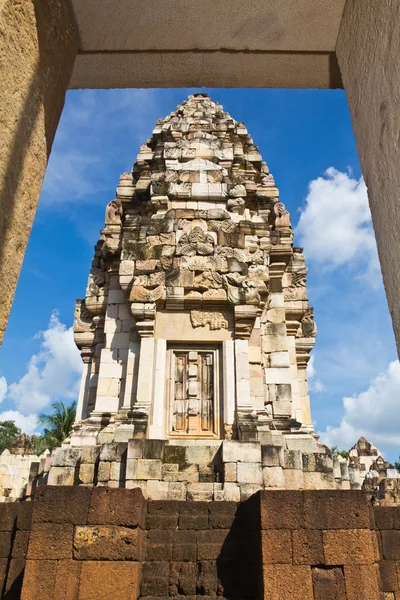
[167, 348, 220, 439]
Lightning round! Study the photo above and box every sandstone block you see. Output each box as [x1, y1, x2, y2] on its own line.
[187, 482, 214, 501]
[263, 466, 285, 488]
[74, 525, 143, 561]
[312, 566, 346, 600]
[147, 480, 169, 500]
[284, 470, 305, 489]
[52, 447, 82, 467]
[168, 482, 187, 501]
[79, 561, 141, 600]
[126, 458, 138, 480]
[323, 529, 376, 565]
[240, 483, 263, 501]
[97, 461, 111, 482]
[222, 440, 261, 463]
[48, 466, 76, 486]
[137, 459, 162, 480]
[284, 449, 302, 470]
[21, 560, 57, 600]
[303, 471, 336, 490]
[87, 487, 145, 527]
[263, 564, 313, 599]
[221, 483, 241, 502]
[293, 530, 324, 565]
[223, 462, 237, 482]
[262, 445, 284, 467]
[143, 439, 165, 460]
[110, 461, 121, 481]
[237, 462, 262, 485]
[27, 523, 73, 560]
[260, 490, 304, 530]
[262, 529, 292, 564]
[33, 486, 92, 525]
[79, 463, 95, 485]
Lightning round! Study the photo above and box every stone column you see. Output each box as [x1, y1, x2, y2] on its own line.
[0, 0, 79, 343]
[136, 337, 155, 408]
[234, 339, 251, 409]
[74, 358, 91, 424]
[148, 339, 167, 439]
[222, 340, 236, 429]
[337, 0, 400, 357]
[122, 339, 140, 410]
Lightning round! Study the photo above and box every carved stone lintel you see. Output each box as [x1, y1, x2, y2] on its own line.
[190, 310, 228, 330]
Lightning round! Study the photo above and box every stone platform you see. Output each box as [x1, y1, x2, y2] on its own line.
[1, 487, 399, 599]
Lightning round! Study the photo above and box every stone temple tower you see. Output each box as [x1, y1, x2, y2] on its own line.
[71, 93, 317, 452]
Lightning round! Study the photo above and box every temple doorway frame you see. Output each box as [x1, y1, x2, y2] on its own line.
[1, 0, 400, 364]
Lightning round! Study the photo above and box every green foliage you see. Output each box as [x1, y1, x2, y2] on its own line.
[0, 420, 21, 452]
[28, 434, 50, 456]
[38, 400, 77, 450]
[330, 446, 349, 459]
[395, 458, 400, 472]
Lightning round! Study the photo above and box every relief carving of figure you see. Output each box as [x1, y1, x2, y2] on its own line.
[296, 309, 317, 338]
[105, 199, 123, 225]
[190, 310, 228, 330]
[73, 300, 95, 333]
[273, 202, 291, 229]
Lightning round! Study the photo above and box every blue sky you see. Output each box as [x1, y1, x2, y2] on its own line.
[1, 88, 399, 461]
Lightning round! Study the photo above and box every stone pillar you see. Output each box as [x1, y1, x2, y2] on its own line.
[0, 0, 79, 343]
[234, 339, 251, 409]
[148, 339, 167, 439]
[122, 339, 140, 409]
[337, 0, 400, 357]
[74, 359, 91, 424]
[222, 340, 236, 429]
[136, 337, 155, 408]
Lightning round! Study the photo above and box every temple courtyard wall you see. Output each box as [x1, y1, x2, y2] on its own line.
[0, 487, 399, 599]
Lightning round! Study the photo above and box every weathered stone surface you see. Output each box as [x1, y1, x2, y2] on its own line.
[141, 561, 169, 597]
[261, 529, 292, 564]
[87, 487, 145, 527]
[323, 529, 376, 565]
[312, 567, 346, 600]
[260, 490, 304, 530]
[27, 523, 73, 560]
[21, 560, 57, 600]
[33, 486, 92, 524]
[78, 561, 141, 600]
[263, 564, 313, 599]
[292, 530, 324, 565]
[74, 525, 143, 560]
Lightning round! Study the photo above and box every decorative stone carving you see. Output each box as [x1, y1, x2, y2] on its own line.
[105, 199, 123, 225]
[190, 310, 228, 330]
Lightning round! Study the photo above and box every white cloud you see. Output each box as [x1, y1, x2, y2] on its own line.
[319, 360, 400, 450]
[0, 411, 38, 435]
[6, 313, 82, 415]
[0, 377, 7, 403]
[307, 355, 325, 393]
[296, 168, 381, 282]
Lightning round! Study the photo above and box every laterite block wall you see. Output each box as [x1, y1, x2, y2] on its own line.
[1, 488, 400, 599]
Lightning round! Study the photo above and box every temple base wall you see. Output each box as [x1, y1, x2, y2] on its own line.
[1, 488, 399, 599]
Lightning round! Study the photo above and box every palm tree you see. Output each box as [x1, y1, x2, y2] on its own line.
[38, 400, 77, 450]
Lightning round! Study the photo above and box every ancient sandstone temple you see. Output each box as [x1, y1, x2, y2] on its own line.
[67, 94, 321, 497]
